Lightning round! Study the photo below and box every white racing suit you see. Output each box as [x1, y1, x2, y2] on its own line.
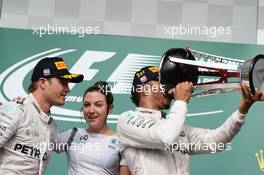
[117, 100, 246, 175]
[0, 94, 57, 175]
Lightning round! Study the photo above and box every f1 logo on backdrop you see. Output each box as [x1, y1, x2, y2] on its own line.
[0, 48, 223, 123]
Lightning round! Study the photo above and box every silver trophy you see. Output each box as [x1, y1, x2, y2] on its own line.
[159, 47, 264, 98]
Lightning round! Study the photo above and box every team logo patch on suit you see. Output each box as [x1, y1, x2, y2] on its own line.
[136, 119, 145, 127]
[4, 106, 14, 113]
[108, 138, 118, 149]
[80, 135, 88, 141]
[125, 111, 134, 119]
[180, 131, 186, 137]
[111, 138, 118, 144]
[25, 129, 39, 137]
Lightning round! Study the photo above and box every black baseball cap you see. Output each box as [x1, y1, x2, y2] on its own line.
[31, 57, 84, 83]
[132, 66, 159, 87]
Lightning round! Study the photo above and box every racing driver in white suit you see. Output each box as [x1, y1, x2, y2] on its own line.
[0, 57, 83, 175]
[117, 66, 264, 175]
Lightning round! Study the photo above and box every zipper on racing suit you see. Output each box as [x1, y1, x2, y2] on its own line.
[38, 121, 50, 175]
[171, 152, 179, 174]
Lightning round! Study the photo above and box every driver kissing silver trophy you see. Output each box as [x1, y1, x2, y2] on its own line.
[117, 47, 264, 175]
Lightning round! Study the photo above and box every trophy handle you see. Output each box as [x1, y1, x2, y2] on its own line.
[168, 56, 241, 71]
[187, 47, 244, 64]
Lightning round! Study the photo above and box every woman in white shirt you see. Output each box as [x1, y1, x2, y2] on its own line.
[56, 81, 130, 175]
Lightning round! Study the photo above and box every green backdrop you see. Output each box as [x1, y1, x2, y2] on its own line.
[0, 28, 264, 175]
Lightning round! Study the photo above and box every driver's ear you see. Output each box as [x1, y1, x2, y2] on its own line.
[38, 78, 47, 89]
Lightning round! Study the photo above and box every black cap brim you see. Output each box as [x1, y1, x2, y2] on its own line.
[59, 74, 84, 83]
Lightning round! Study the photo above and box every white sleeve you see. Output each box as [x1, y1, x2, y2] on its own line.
[55, 129, 74, 153]
[186, 110, 246, 154]
[0, 102, 22, 148]
[117, 101, 188, 150]
[119, 154, 128, 166]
